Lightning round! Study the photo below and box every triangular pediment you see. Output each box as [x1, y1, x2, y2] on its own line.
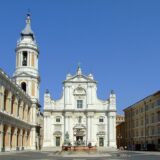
[13, 72, 38, 79]
[64, 74, 96, 83]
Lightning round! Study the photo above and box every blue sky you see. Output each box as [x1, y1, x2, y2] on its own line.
[0, 0, 160, 114]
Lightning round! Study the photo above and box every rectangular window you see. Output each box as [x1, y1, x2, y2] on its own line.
[99, 117, 104, 123]
[22, 51, 28, 66]
[77, 100, 83, 108]
[56, 117, 60, 122]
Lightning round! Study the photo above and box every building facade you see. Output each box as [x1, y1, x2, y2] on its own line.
[116, 114, 125, 126]
[116, 114, 125, 149]
[116, 122, 125, 149]
[43, 67, 116, 149]
[0, 14, 42, 152]
[124, 91, 160, 151]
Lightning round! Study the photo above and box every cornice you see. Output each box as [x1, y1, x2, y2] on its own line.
[44, 108, 116, 113]
[0, 111, 32, 129]
[15, 45, 39, 54]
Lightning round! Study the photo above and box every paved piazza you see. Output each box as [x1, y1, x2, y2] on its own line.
[0, 150, 160, 160]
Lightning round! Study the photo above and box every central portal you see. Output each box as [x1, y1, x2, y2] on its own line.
[73, 124, 86, 146]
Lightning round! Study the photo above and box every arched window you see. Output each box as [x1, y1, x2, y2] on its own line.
[21, 82, 26, 92]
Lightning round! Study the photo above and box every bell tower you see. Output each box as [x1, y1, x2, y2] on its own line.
[13, 13, 40, 103]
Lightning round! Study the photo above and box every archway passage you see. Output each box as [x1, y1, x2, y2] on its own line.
[21, 82, 26, 92]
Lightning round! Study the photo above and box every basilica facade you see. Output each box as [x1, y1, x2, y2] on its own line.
[43, 67, 116, 148]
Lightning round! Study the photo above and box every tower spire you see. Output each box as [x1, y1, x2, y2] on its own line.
[21, 13, 34, 40]
[77, 63, 82, 75]
[26, 12, 31, 24]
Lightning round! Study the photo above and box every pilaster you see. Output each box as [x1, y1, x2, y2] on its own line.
[30, 127, 36, 150]
[87, 112, 94, 144]
[0, 86, 4, 111]
[6, 91, 12, 114]
[108, 112, 116, 147]
[0, 123, 4, 151]
[13, 98, 18, 117]
[5, 125, 11, 151]
[20, 101, 24, 119]
[19, 129, 23, 150]
[12, 128, 17, 150]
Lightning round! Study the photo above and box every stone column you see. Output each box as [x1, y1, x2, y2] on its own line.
[0, 123, 4, 151]
[87, 112, 94, 144]
[22, 130, 25, 149]
[30, 127, 36, 150]
[43, 116, 51, 147]
[17, 100, 20, 118]
[68, 115, 73, 144]
[27, 130, 30, 149]
[5, 125, 11, 151]
[0, 86, 4, 111]
[24, 130, 28, 148]
[22, 104, 25, 120]
[65, 115, 69, 133]
[90, 116, 93, 143]
[108, 112, 116, 147]
[25, 105, 28, 121]
[27, 107, 30, 122]
[87, 86, 92, 105]
[6, 91, 12, 114]
[31, 103, 37, 124]
[20, 101, 24, 120]
[18, 129, 23, 150]
[64, 86, 70, 105]
[12, 128, 17, 150]
[87, 115, 90, 144]
[105, 113, 108, 146]
[13, 98, 18, 117]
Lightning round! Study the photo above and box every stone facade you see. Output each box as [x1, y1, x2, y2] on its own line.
[116, 121, 125, 149]
[124, 91, 160, 151]
[116, 114, 125, 126]
[0, 69, 33, 151]
[43, 66, 116, 149]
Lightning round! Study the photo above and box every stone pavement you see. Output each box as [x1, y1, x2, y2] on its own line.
[60, 151, 112, 157]
[0, 150, 160, 160]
